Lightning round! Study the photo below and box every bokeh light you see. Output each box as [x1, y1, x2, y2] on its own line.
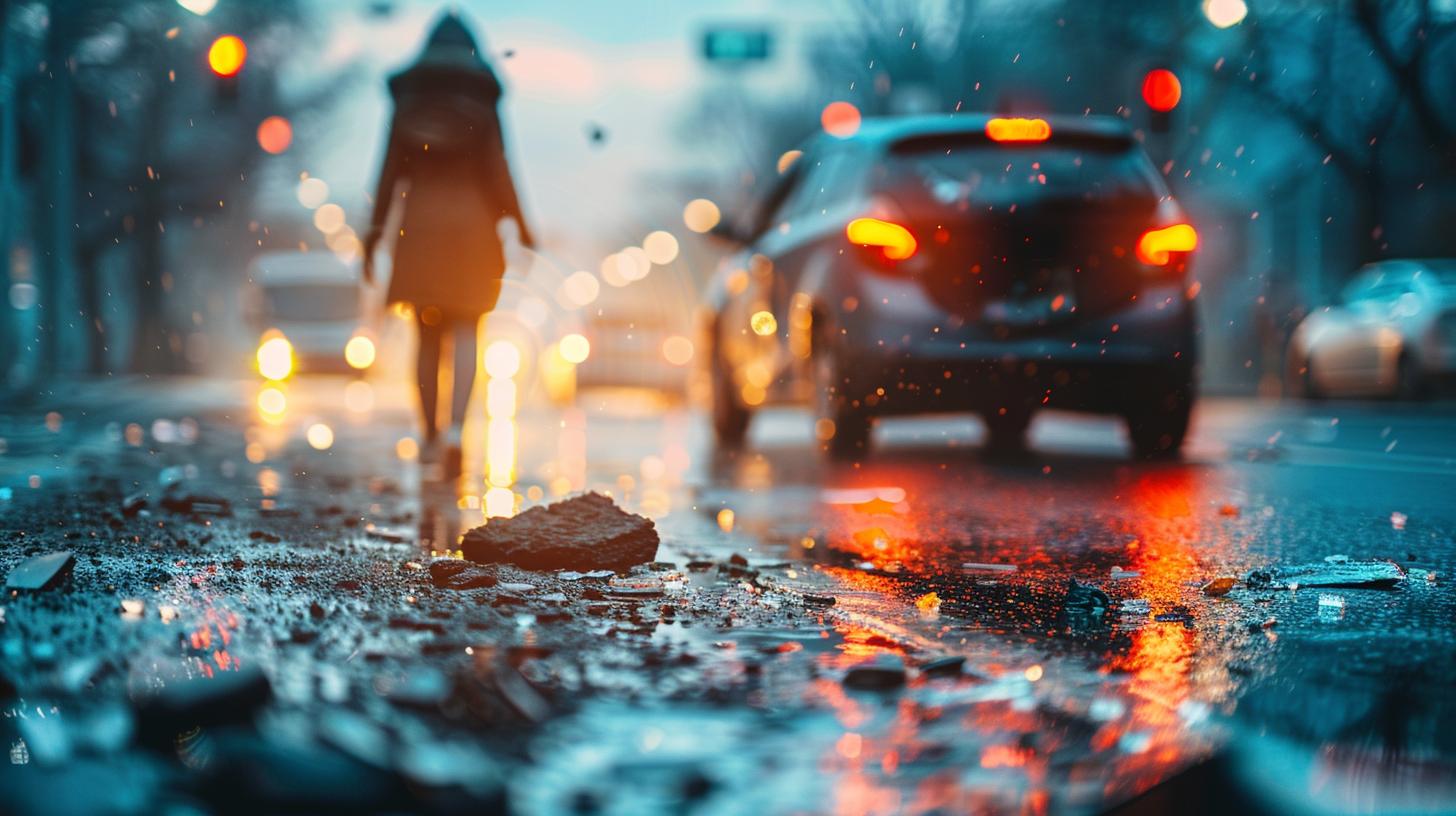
[683, 198, 720, 233]
[559, 333, 591, 364]
[296, 177, 329, 209]
[207, 35, 247, 77]
[256, 335, 293, 381]
[750, 310, 778, 336]
[344, 335, 376, 369]
[642, 230, 680, 265]
[484, 340, 521, 379]
[821, 101, 861, 138]
[257, 386, 286, 416]
[1142, 69, 1182, 112]
[256, 116, 292, 154]
[777, 149, 803, 174]
[562, 270, 601, 306]
[1202, 0, 1247, 28]
[343, 380, 374, 412]
[313, 203, 346, 234]
[306, 423, 334, 450]
[662, 335, 694, 366]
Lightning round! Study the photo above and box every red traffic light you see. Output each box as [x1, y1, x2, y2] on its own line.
[1141, 69, 1181, 112]
[208, 35, 247, 77]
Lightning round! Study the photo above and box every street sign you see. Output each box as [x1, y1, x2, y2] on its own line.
[703, 27, 771, 63]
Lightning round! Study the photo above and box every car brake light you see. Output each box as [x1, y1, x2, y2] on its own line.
[1136, 223, 1198, 265]
[985, 117, 1051, 143]
[847, 217, 918, 261]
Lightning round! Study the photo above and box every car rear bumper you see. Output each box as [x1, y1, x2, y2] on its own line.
[830, 278, 1195, 415]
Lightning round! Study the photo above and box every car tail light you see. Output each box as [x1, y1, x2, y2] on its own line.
[985, 117, 1051, 143]
[1136, 223, 1198, 266]
[847, 217, 918, 263]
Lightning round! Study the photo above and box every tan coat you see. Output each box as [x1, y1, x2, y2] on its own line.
[369, 36, 532, 319]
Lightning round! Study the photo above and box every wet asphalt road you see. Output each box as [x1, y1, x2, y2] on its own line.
[1, 376, 1454, 815]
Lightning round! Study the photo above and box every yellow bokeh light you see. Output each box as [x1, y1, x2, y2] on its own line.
[600, 253, 630, 287]
[313, 203, 345, 234]
[619, 247, 650, 282]
[485, 486, 515, 518]
[750, 310, 778, 336]
[306, 423, 334, 450]
[642, 230, 680, 266]
[207, 34, 247, 77]
[661, 335, 694, 366]
[257, 385, 286, 416]
[559, 333, 591, 364]
[683, 198, 721, 234]
[395, 437, 419, 461]
[487, 417, 515, 487]
[1202, 0, 1247, 28]
[740, 382, 766, 406]
[344, 334, 376, 369]
[487, 378, 517, 418]
[483, 340, 521, 379]
[256, 335, 294, 381]
[716, 508, 735, 532]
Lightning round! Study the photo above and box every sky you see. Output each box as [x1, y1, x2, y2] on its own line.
[266, 0, 839, 264]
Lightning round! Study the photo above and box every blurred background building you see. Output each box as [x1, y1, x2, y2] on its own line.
[3, 0, 1454, 397]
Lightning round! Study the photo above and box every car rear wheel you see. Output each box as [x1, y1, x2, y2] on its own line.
[814, 342, 871, 460]
[710, 335, 751, 449]
[1124, 368, 1194, 460]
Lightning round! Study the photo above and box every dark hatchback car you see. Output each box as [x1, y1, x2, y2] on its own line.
[704, 113, 1201, 459]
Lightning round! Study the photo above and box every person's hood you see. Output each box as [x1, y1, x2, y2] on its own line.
[389, 13, 501, 102]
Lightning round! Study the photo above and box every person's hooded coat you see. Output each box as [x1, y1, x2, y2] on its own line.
[368, 14, 532, 318]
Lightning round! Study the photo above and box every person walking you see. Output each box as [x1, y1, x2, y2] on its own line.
[363, 12, 533, 478]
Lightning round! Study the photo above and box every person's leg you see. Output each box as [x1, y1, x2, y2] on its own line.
[440, 316, 478, 479]
[416, 312, 443, 443]
[447, 316, 479, 433]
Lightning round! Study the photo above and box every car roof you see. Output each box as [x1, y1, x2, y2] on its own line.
[248, 251, 359, 286]
[832, 112, 1136, 151]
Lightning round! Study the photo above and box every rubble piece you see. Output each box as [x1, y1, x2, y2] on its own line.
[1246, 560, 1406, 590]
[558, 569, 614, 581]
[461, 492, 658, 572]
[606, 575, 665, 596]
[1201, 576, 1238, 597]
[492, 660, 552, 722]
[915, 592, 942, 614]
[1119, 598, 1151, 615]
[160, 492, 232, 516]
[1155, 606, 1194, 624]
[120, 492, 149, 517]
[1062, 579, 1110, 616]
[135, 665, 272, 747]
[962, 562, 1017, 573]
[429, 560, 497, 590]
[918, 655, 967, 678]
[801, 592, 836, 608]
[6, 551, 76, 591]
[364, 524, 412, 543]
[1110, 566, 1140, 580]
[843, 656, 906, 691]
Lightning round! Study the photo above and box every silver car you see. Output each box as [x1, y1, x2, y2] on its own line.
[1289, 259, 1456, 398]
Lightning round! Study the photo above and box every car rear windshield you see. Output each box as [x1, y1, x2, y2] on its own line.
[878, 137, 1165, 210]
[264, 284, 360, 322]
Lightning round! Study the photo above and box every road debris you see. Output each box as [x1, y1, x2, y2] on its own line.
[843, 656, 906, 691]
[461, 492, 658, 571]
[5, 550, 76, 591]
[962, 562, 1018, 573]
[429, 560, 498, 589]
[1246, 560, 1406, 590]
[1201, 576, 1238, 597]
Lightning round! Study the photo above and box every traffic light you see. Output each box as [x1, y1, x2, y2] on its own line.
[209, 34, 247, 101]
[1141, 68, 1181, 133]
